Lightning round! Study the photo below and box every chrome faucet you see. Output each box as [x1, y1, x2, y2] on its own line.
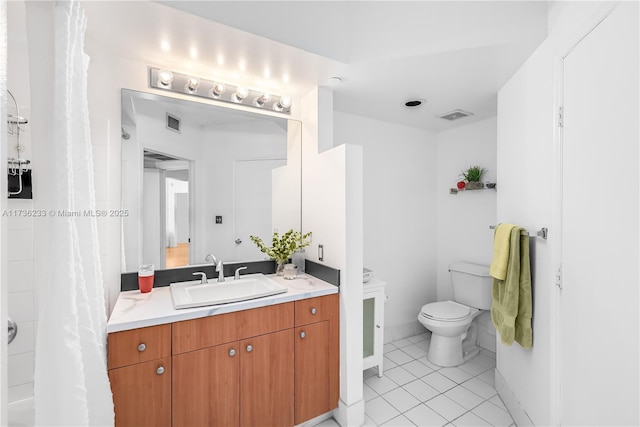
[216, 260, 225, 282]
[192, 272, 207, 284]
[234, 266, 248, 280]
[205, 253, 225, 282]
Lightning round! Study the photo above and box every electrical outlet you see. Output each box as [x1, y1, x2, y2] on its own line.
[318, 244, 324, 261]
[215, 216, 222, 224]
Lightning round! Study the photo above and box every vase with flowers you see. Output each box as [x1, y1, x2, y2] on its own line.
[250, 229, 312, 275]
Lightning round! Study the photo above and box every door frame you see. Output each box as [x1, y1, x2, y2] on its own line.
[551, 3, 622, 425]
[1, 0, 8, 421]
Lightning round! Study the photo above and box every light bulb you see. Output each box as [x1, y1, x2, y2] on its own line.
[233, 86, 249, 103]
[157, 69, 174, 88]
[210, 83, 225, 98]
[279, 96, 291, 108]
[273, 96, 292, 111]
[185, 77, 199, 93]
[254, 93, 271, 107]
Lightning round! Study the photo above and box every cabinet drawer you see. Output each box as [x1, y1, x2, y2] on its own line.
[295, 294, 338, 326]
[108, 324, 171, 369]
[173, 302, 294, 354]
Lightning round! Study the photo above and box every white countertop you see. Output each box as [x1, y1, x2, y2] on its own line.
[107, 274, 339, 333]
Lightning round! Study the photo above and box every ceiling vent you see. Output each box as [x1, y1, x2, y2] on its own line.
[166, 113, 181, 133]
[439, 109, 473, 121]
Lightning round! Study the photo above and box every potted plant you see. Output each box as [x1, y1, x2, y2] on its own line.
[250, 229, 312, 275]
[461, 165, 487, 190]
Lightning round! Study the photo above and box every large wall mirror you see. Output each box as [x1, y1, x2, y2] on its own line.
[121, 89, 302, 272]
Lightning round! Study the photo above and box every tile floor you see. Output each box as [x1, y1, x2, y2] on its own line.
[316, 333, 515, 427]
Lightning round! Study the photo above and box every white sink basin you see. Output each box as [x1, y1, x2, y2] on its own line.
[170, 273, 288, 309]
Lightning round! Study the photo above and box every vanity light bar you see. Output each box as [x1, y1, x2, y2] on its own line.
[149, 67, 291, 115]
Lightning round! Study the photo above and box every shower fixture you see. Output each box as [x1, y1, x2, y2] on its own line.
[6, 89, 32, 198]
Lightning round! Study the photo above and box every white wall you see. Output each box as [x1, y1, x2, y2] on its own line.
[303, 88, 364, 427]
[495, 2, 636, 425]
[83, 28, 301, 310]
[436, 118, 497, 351]
[333, 112, 438, 342]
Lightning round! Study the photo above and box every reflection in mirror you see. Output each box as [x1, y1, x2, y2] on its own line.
[121, 89, 301, 273]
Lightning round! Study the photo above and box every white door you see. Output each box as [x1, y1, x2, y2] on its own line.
[234, 158, 285, 261]
[560, 2, 639, 425]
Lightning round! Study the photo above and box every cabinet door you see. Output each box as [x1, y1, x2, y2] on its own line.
[294, 321, 331, 424]
[172, 342, 240, 427]
[109, 357, 171, 427]
[240, 329, 294, 427]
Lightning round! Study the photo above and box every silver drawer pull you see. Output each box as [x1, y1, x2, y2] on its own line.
[156, 366, 165, 375]
[300, 331, 306, 339]
[137, 343, 146, 352]
[310, 308, 317, 315]
[246, 345, 253, 353]
[229, 348, 236, 357]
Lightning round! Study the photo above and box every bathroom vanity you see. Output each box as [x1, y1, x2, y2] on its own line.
[106, 275, 339, 427]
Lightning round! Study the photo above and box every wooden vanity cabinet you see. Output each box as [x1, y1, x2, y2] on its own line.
[107, 324, 172, 427]
[172, 341, 239, 427]
[240, 330, 294, 427]
[108, 294, 338, 427]
[294, 293, 340, 424]
[171, 302, 295, 427]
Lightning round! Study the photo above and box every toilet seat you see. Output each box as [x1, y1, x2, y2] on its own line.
[420, 301, 471, 322]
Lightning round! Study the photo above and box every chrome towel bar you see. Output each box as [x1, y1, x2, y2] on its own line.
[490, 225, 548, 240]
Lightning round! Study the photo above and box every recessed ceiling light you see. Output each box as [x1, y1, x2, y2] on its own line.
[404, 98, 426, 108]
[160, 40, 170, 52]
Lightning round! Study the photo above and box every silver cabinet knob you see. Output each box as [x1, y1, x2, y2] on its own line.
[138, 343, 146, 352]
[8, 318, 17, 345]
[229, 348, 236, 357]
[156, 366, 165, 375]
[300, 331, 306, 339]
[311, 308, 317, 315]
[246, 345, 253, 353]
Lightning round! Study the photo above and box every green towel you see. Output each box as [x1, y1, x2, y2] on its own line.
[489, 223, 516, 280]
[490, 226, 533, 349]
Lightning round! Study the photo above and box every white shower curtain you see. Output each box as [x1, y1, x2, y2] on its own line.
[33, 1, 114, 425]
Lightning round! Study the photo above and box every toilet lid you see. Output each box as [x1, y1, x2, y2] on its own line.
[421, 301, 471, 321]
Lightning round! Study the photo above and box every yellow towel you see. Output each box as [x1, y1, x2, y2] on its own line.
[489, 223, 516, 280]
[490, 226, 533, 349]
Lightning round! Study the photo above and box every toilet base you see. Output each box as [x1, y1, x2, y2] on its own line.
[428, 334, 464, 367]
[428, 334, 481, 367]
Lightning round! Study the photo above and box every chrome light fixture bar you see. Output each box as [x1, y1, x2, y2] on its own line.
[149, 67, 291, 115]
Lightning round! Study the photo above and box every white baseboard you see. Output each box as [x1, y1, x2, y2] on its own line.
[334, 398, 365, 427]
[495, 368, 535, 426]
[384, 320, 428, 343]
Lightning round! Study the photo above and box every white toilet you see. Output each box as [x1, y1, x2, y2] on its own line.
[418, 262, 492, 367]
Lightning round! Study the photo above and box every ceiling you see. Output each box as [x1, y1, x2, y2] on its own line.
[83, 1, 548, 132]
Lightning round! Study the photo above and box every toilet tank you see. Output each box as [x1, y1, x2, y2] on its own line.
[449, 262, 493, 310]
